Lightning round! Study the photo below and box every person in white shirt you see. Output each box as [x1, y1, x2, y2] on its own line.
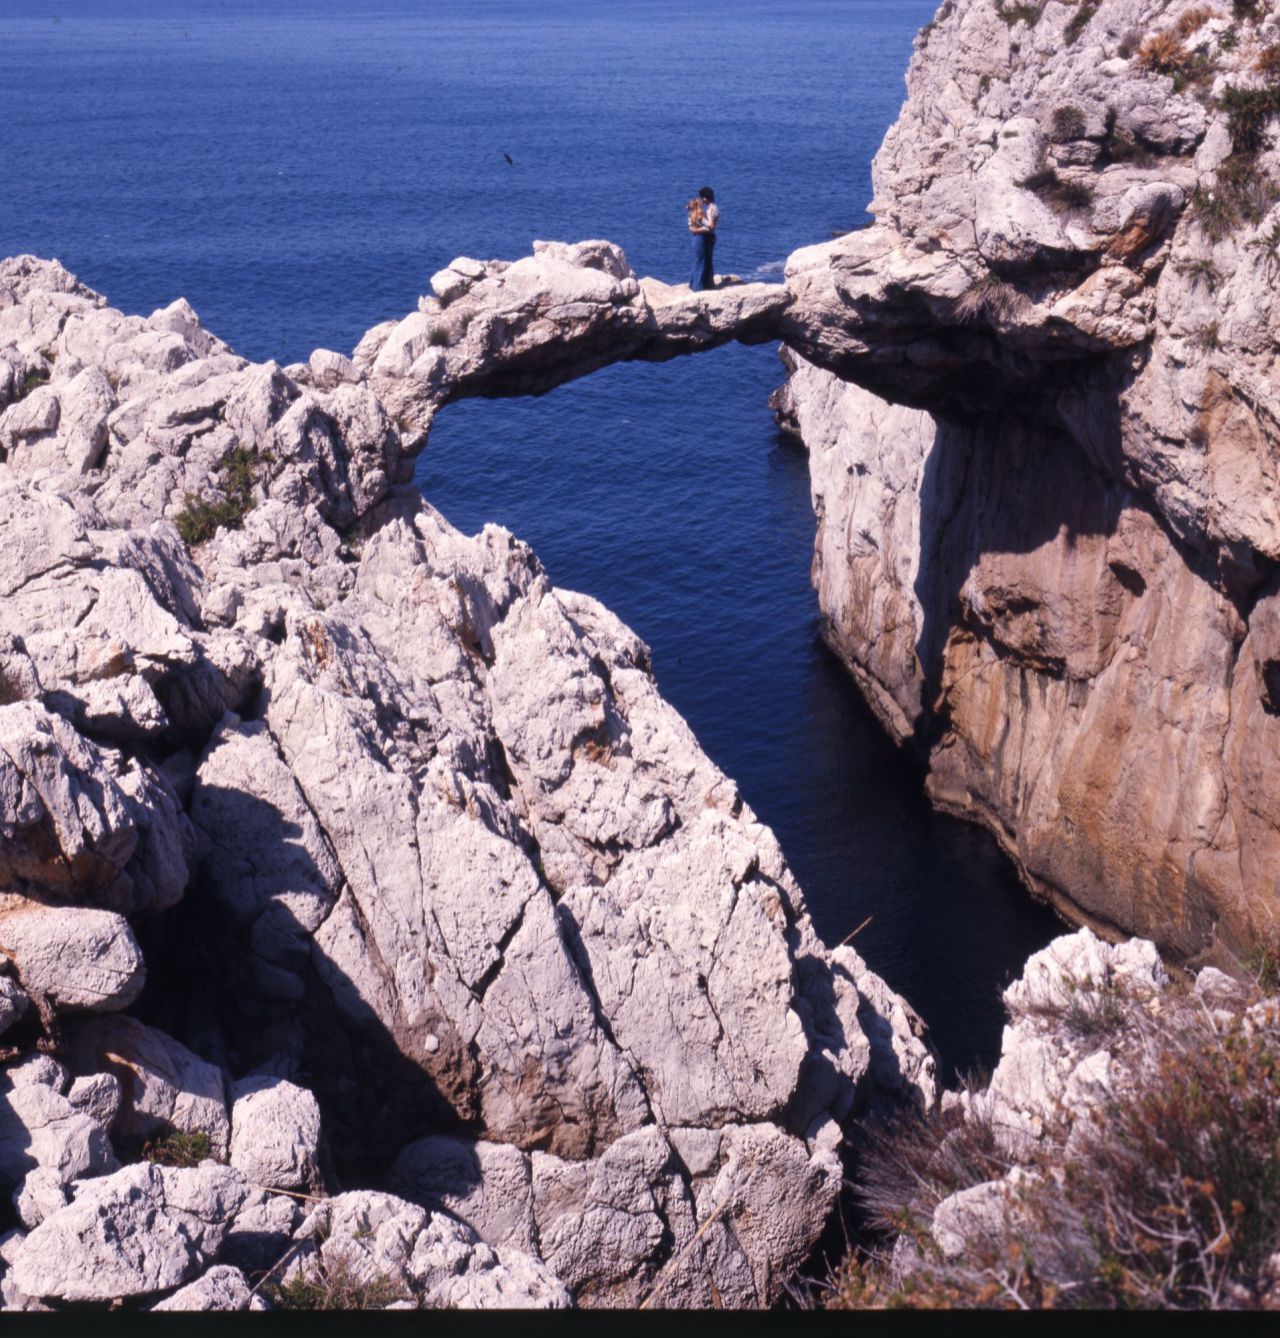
[688, 186, 719, 291]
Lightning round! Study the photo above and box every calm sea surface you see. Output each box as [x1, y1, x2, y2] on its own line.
[1, 0, 1060, 1081]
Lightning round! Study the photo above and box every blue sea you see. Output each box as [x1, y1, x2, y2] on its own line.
[1, 0, 1060, 1081]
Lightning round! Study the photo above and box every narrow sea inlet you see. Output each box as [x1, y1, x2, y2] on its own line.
[2, 0, 1059, 1080]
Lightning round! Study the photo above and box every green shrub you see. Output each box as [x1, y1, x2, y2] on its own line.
[172, 444, 268, 546]
[15, 368, 50, 400]
[1219, 83, 1280, 154]
[427, 326, 450, 347]
[995, 2, 1042, 27]
[141, 1129, 213, 1168]
[1190, 155, 1279, 240]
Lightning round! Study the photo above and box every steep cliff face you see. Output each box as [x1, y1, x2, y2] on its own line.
[777, 0, 1280, 965]
[0, 256, 935, 1310]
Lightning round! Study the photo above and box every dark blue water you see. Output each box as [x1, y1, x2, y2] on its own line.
[1, 0, 1061, 1081]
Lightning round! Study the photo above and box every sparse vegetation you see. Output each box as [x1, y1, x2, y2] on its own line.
[1050, 104, 1087, 141]
[1174, 256, 1222, 287]
[427, 326, 451, 347]
[1219, 83, 1280, 155]
[140, 1129, 214, 1168]
[1064, 0, 1101, 46]
[1256, 44, 1280, 81]
[266, 1253, 409, 1311]
[1190, 154, 1279, 240]
[15, 367, 50, 400]
[1243, 932, 1280, 992]
[1018, 166, 1095, 213]
[995, 1, 1042, 28]
[827, 985, 1280, 1310]
[978, 73, 992, 95]
[955, 275, 1029, 325]
[1231, 0, 1260, 17]
[173, 444, 269, 546]
[917, 0, 955, 46]
[1218, 27, 1239, 53]
[1174, 6, 1216, 39]
[1191, 320, 1223, 351]
[1248, 218, 1280, 269]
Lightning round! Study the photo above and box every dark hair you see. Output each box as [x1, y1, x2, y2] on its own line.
[698, 186, 715, 203]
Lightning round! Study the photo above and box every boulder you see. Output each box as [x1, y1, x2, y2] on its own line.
[151, 1264, 255, 1311]
[69, 1015, 230, 1158]
[10, 1162, 249, 1302]
[0, 906, 144, 1013]
[228, 1074, 322, 1192]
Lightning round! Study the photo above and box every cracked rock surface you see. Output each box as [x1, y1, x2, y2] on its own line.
[0, 251, 935, 1308]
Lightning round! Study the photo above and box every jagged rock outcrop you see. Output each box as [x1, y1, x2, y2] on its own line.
[0, 253, 936, 1308]
[772, 0, 1280, 965]
[353, 239, 788, 430]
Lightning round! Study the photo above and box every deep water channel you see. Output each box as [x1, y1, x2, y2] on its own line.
[420, 346, 1063, 1085]
[3, 0, 1062, 1083]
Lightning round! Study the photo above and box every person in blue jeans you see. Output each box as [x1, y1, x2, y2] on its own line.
[688, 186, 719, 291]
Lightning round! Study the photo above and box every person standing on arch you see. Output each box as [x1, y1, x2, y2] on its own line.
[688, 186, 719, 292]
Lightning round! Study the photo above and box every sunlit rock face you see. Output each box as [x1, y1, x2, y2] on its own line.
[774, 0, 1280, 967]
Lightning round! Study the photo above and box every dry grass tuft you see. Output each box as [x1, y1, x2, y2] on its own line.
[1175, 6, 1217, 38]
[1136, 31, 1189, 74]
[828, 985, 1280, 1310]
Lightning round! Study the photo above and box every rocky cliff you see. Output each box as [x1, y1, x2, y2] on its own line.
[774, 0, 1280, 966]
[0, 255, 934, 1310]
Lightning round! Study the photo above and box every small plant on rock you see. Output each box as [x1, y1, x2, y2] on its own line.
[173, 444, 269, 546]
[1050, 104, 1087, 141]
[1190, 155, 1278, 240]
[1219, 83, 1280, 154]
[1018, 166, 1095, 213]
[15, 367, 50, 400]
[995, 1, 1042, 28]
[955, 275, 1029, 325]
[1247, 218, 1280, 270]
[266, 1252, 408, 1310]
[427, 325, 450, 347]
[1191, 320, 1223, 351]
[1136, 30, 1189, 75]
[140, 1129, 214, 1168]
[1175, 5, 1217, 39]
[1174, 256, 1222, 287]
[1256, 43, 1280, 81]
[1065, 0, 1101, 46]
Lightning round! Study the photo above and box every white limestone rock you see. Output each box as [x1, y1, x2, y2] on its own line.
[228, 1074, 321, 1192]
[10, 1162, 249, 1302]
[69, 1015, 230, 1159]
[12, 1168, 68, 1231]
[289, 1190, 571, 1311]
[151, 1264, 254, 1311]
[0, 978, 26, 1037]
[0, 905, 144, 1013]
